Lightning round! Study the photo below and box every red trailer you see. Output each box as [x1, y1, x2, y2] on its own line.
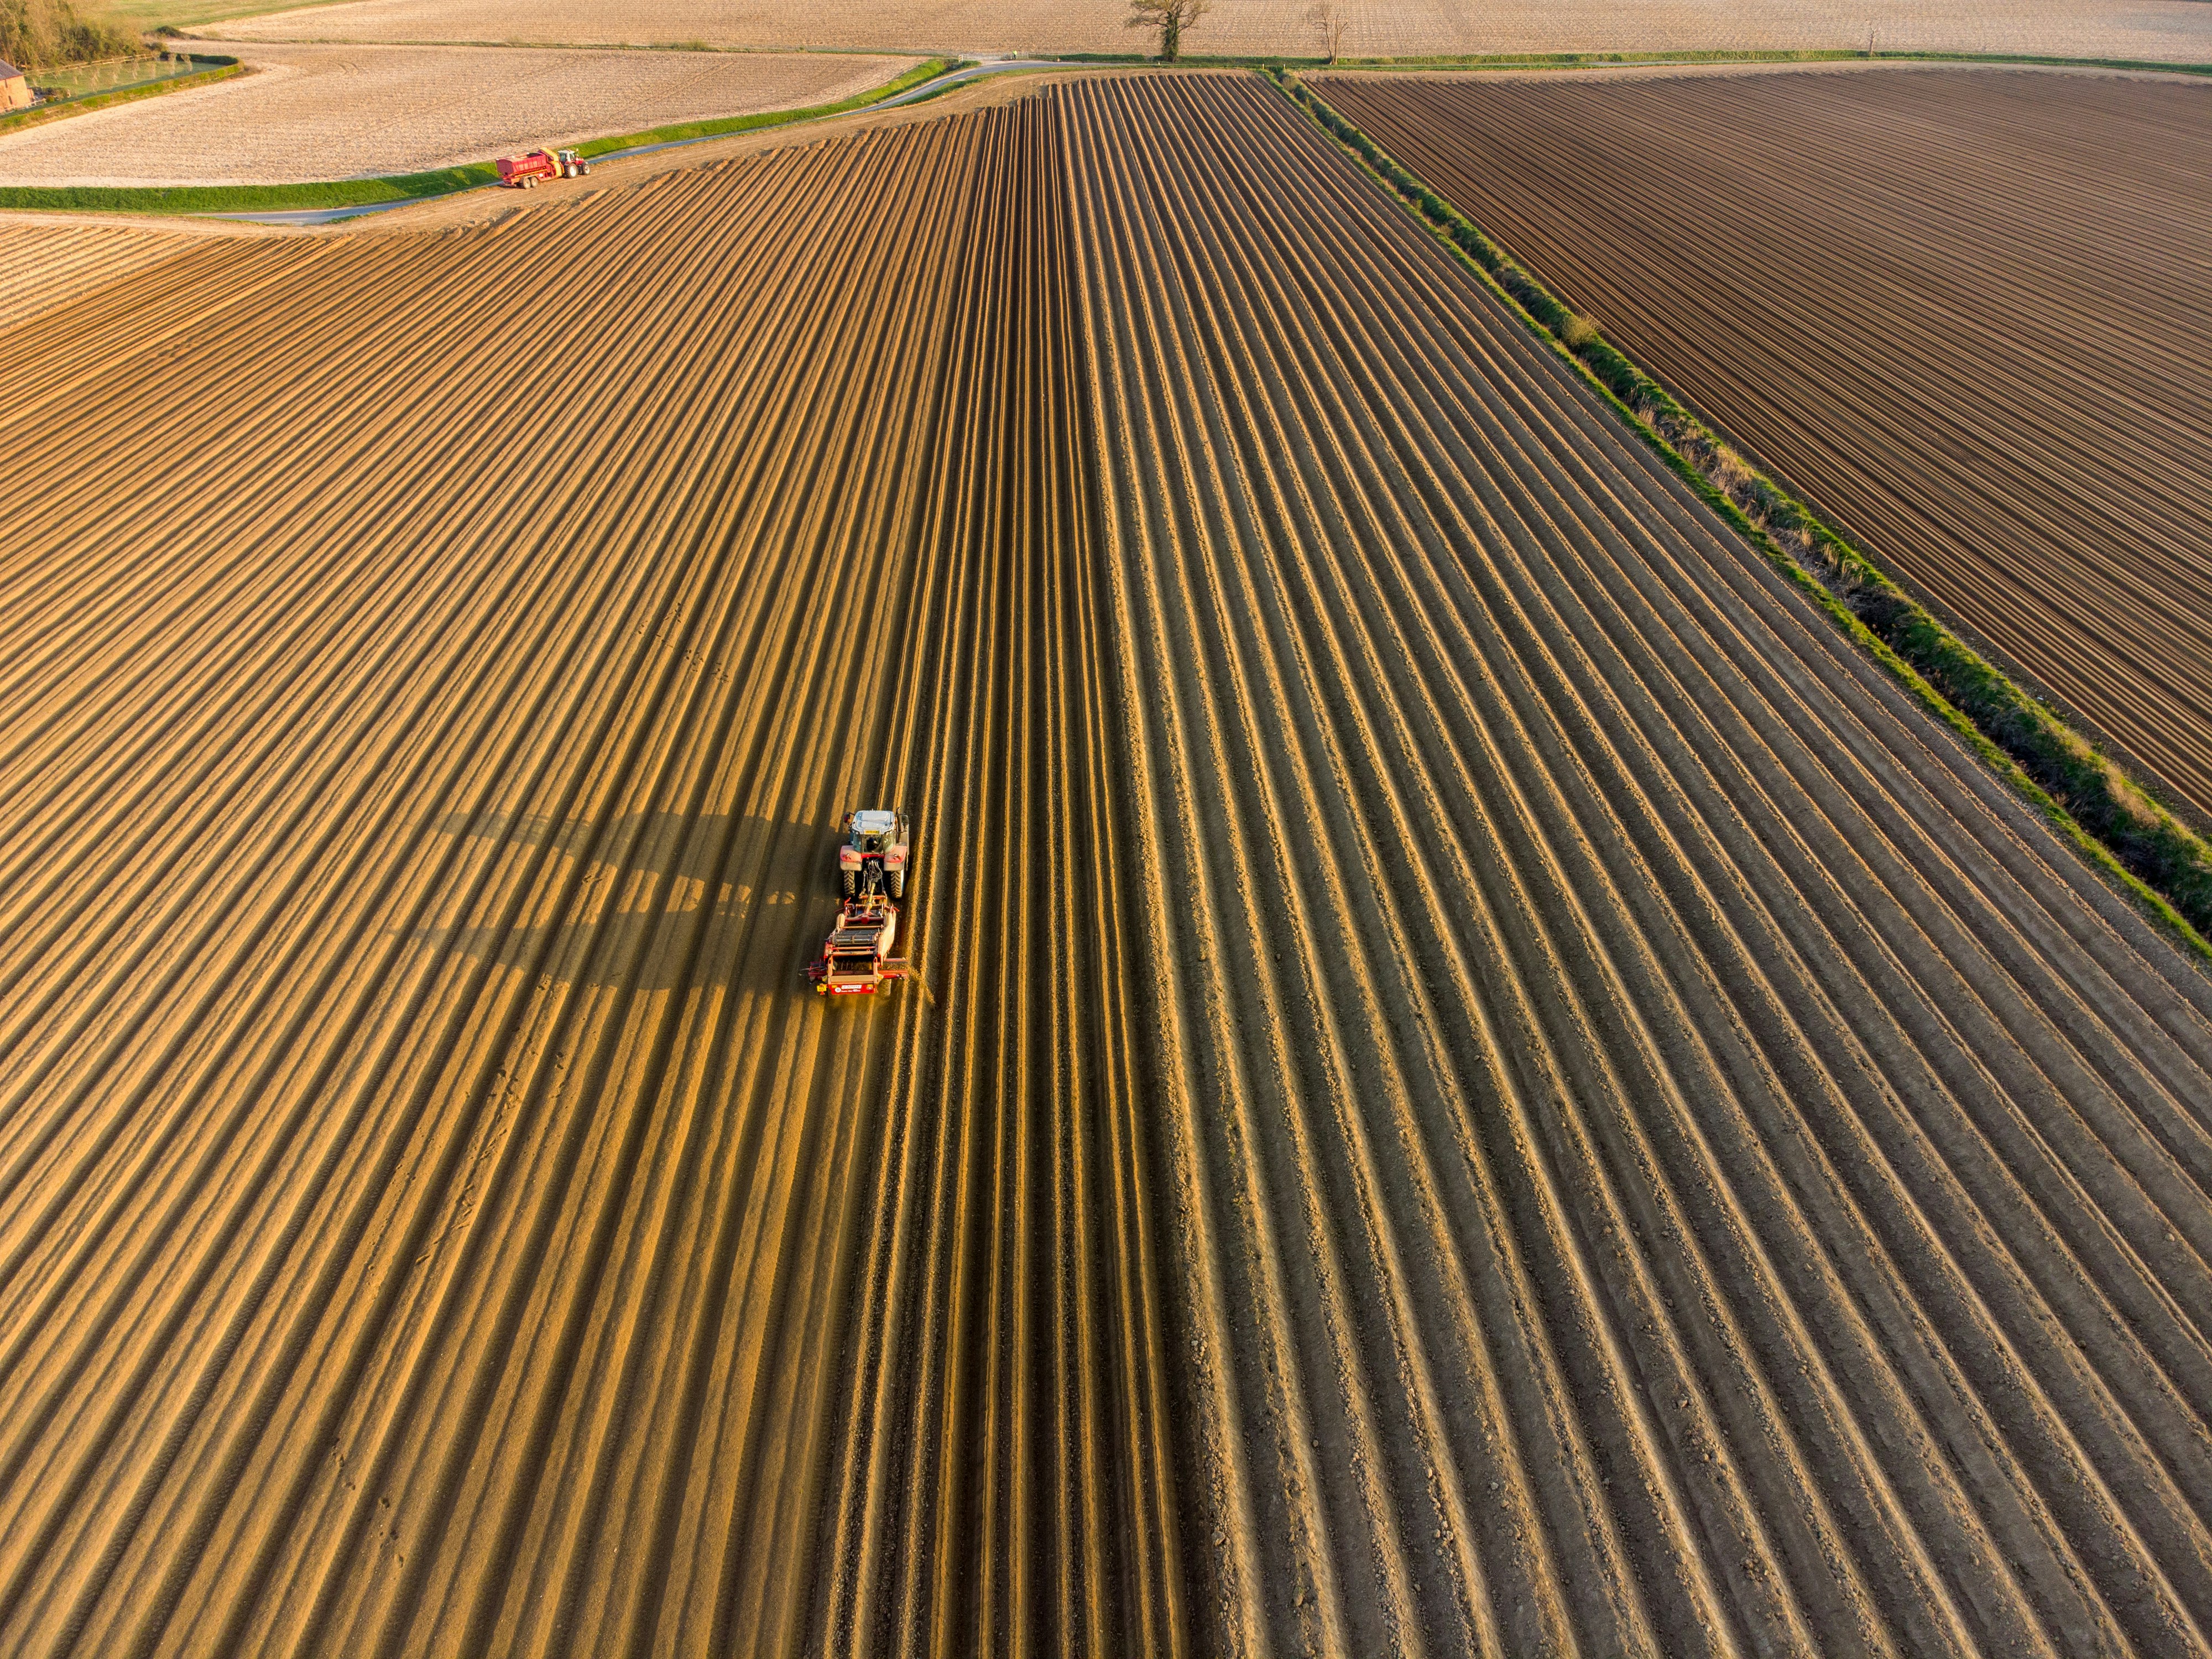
[496, 147, 589, 188]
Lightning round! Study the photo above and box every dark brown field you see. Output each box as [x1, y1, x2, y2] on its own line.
[1318, 67, 2212, 820]
[5, 70, 2212, 1658]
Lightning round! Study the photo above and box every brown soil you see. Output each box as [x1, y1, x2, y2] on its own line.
[4, 69, 2211, 1659]
[1318, 66, 2212, 823]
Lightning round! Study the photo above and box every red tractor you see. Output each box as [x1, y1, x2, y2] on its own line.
[496, 147, 588, 188]
[838, 808, 910, 899]
[804, 883, 909, 998]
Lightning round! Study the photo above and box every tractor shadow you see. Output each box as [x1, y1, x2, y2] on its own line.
[401, 806, 850, 997]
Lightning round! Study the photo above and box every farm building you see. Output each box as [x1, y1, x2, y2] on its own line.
[0, 60, 32, 111]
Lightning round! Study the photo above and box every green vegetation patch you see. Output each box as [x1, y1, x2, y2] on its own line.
[2, 0, 140, 69]
[1272, 65, 2212, 961]
[30, 48, 189, 93]
[96, 0, 337, 33]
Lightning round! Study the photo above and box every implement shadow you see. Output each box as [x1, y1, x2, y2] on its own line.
[403, 806, 850, 1000]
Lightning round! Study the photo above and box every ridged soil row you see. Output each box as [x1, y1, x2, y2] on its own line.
[1065, 72, 2212, 1659]
[805, 95, 1183, 1659]
[0, 221, 206, 331]
[1316, 69, 2212, 817]
[0, 106, 1169, 1656]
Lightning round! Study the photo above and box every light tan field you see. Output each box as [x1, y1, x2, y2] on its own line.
[0, 41, 914, 184]
[207, 0, 2212, 61]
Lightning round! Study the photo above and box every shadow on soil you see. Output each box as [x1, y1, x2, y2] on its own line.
[401, 807, 852, 997]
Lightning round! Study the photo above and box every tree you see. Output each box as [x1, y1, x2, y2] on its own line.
[1310, 0, 1348, 63]
[1126, 0, 1212, 64]
[0, 0, 138, 69]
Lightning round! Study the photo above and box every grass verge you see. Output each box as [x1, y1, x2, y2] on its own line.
[0, 53, 955, 215]
[0, 54, 239, 138]
[1269, 65, 2212, 962]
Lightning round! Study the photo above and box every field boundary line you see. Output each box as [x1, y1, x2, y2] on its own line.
[1269, 66, 2212, 965]
[0, 54, 958, 217]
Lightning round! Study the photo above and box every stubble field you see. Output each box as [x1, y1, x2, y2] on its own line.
[5, 69, 2212, 1659]
[1318, 66, 2212, 820]
[205, 0, 2212, 62]
[0, 43, 916, 184]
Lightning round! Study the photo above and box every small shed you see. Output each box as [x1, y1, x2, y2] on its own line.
[0, 60, 31, 112]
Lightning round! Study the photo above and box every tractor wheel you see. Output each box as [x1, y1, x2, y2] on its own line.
[887, 868, 904, 899]
[841, 869, 857, 898]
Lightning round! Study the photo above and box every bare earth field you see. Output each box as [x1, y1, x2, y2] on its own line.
[0, 42, 914, 184]
[5, 69, 2212, 1658]
[1319, 67, 2212, 821]
[206, 0, 2212, 62]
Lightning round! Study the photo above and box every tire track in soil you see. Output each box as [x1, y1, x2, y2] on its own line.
[1063, 71, 2212, 1659]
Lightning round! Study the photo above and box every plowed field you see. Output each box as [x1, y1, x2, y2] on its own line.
[0, 106, 1177, 1655]
[1318, 67, 2212, 822]
[7, 70, 2212, 1659]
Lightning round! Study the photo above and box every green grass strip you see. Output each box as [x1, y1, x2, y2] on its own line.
[0, 161, 500, 213]
[0, 54, 956, 215]
[1267, 65, 2212, 962]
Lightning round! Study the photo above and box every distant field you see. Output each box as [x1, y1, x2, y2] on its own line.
[1321, 65, 2212, 820]
[0, 42, 915, 184]
[202, 0, 2212, 61]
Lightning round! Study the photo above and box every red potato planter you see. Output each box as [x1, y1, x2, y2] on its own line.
[802, 889, 908, 997]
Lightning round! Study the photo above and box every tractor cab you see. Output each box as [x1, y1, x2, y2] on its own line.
[838, 807, 910, 898]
